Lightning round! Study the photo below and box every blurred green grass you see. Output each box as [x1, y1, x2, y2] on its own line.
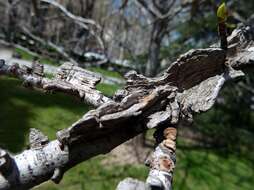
[15, 48, 59, 66]
[0, 76, 87, 151]
[15, 47, 124, 80]
[87, 67, 124, 79]
[96, 83, 120, 97]
[0, 76, 254, 190]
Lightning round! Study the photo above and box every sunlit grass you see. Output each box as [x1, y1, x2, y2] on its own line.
[15, 48, 60, 66]
[96, 83, 121, 97]
[87, 67, 124, 79]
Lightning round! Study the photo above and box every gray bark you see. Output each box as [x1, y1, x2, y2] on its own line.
[0, 26, 253, 190]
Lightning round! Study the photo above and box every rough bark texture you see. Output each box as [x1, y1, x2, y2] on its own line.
[0, 26, 253, 190]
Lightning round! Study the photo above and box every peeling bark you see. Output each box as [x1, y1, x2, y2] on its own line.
[0, 26, 253, 190]
[145, 126, 177, 190]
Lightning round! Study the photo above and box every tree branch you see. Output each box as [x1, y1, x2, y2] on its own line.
[19, 26, 79, 65]
[0, 61, 110, 107]
[40, 0, 105, 51]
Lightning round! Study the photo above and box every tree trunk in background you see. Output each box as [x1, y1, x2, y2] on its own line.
[146, 18, 168, 77]
[6, 0, 17, 43]
[146, 20, 166, 76]
[144, 0, 172, 77]
[73, 0, 97, 54]
[81, 0, 95, 18]
[31, 0, 44, 35]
